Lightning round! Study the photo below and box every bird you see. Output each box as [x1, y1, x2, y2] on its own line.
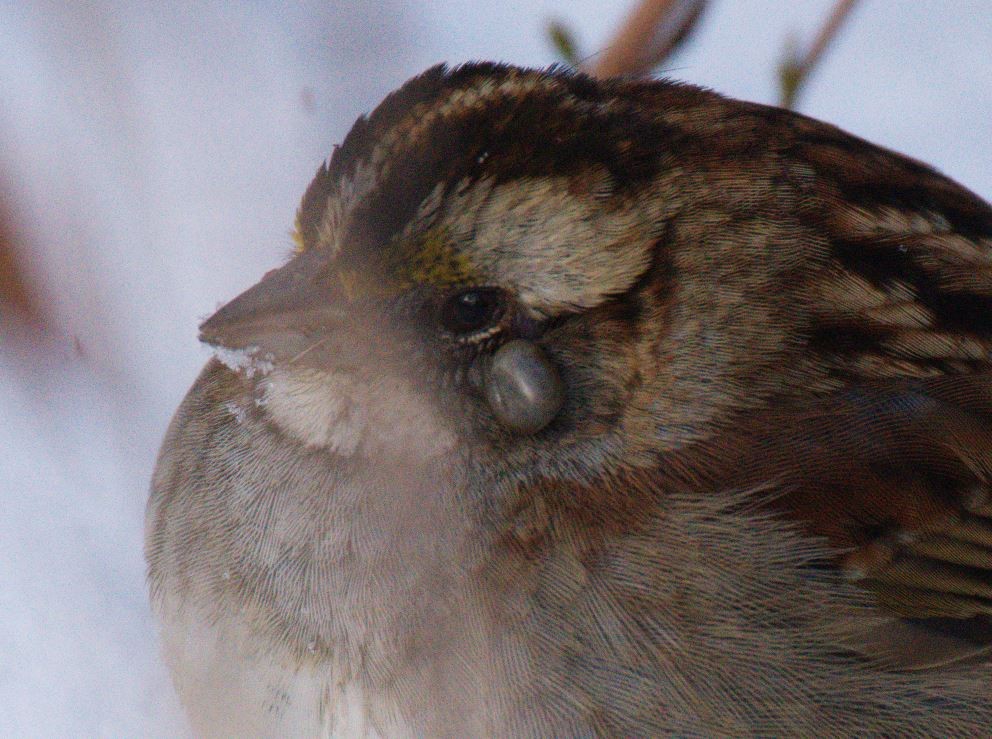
[146, 63, 992, 736]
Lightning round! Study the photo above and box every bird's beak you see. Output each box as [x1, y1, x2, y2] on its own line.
[198, 248, 344, 362]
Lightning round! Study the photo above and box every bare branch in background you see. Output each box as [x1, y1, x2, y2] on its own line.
[589, 0, 708, 79]
[547, 20, 581, 68]
[0, 194, 42, 331]
[779, 0, 860, 109]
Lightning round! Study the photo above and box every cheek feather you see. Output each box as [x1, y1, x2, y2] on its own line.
[259, 368, 457, 459]
[260, 370, 367, 456]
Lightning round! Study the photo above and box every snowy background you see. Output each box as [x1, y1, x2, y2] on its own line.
[1, 1, 989, 735]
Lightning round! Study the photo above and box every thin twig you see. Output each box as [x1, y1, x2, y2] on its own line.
[779, 0, 860, 109]
[0, 201, 42, 328]
[589, 0, 708, 79]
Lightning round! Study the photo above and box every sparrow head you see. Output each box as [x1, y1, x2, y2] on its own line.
[200, 65, 686, 466]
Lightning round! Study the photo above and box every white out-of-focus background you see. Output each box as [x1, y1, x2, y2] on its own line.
[1, 2, 988, 735]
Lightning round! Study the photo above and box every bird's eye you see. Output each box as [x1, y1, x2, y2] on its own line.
[440, 288, 506, 335]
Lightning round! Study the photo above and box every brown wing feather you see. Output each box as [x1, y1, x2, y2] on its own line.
[656, 127, 992, 657]
[653, 375, 992, 668]
[767, 124, 992, 661]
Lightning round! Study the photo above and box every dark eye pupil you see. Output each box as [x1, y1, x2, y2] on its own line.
[442, 288, 504, 334]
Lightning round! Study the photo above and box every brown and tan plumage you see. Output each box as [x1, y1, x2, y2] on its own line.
[147, 64, 992, 735]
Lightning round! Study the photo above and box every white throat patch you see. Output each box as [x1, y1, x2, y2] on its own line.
[255, 367, 456, 460]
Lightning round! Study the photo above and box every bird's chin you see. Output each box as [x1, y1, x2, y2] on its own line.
[209, 342, 277, 380]
[249, 365, 458, 462]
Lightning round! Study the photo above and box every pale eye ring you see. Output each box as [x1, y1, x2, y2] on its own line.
[440, 287, 506, 336]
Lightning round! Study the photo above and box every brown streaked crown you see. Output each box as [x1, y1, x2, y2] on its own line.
[293, 63, 708, 257]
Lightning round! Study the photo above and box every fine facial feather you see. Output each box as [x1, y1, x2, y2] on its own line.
[150, 63, 992, 734]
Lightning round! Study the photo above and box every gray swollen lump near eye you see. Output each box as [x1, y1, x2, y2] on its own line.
[484, 339, 565, 434]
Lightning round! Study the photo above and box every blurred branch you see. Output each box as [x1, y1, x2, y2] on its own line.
[590, 0, 708, 79]
[547, 20, 581, 68]
[779, 0, 860, 109]
[0, 197, 42, 330]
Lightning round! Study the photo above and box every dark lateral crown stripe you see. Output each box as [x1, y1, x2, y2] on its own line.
[295, 63, 692, 254]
